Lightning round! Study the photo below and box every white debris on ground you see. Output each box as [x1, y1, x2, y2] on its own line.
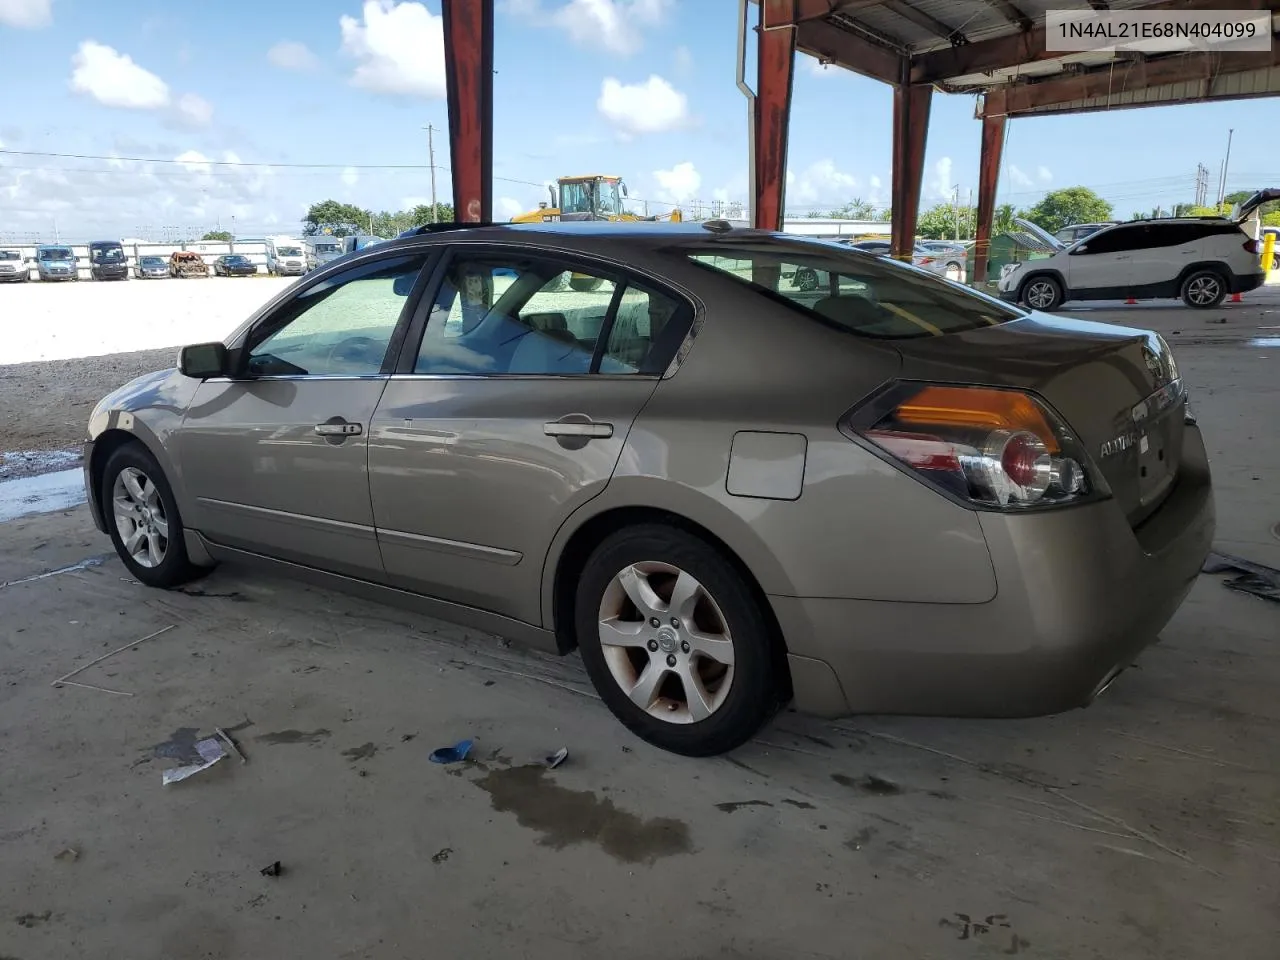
[0, 276, 296, 366]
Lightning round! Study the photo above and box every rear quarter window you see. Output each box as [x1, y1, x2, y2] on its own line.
[681, 241, 1023, 339]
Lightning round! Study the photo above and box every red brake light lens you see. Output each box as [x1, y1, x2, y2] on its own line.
[848, 383, 1095, 509]
[1244, 239, 1260, 255]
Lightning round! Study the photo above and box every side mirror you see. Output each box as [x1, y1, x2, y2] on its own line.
[1073, 244, 1088, 254]
[179, 342, 228, 380]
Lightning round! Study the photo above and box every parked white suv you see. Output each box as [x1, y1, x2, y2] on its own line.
[999, 190, 1276, 310]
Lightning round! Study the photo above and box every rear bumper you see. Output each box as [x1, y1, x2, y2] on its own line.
[775, 422, 1215, 719]
[1228, 269, 1265, 294]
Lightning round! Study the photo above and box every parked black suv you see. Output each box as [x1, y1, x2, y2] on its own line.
[89, 241, 129, 281]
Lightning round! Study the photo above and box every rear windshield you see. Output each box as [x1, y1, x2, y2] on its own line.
[682, 239, 1023, 339]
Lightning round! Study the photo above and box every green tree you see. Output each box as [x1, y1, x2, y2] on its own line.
[1020, 187, 1113, 234]
[303, 199, 372, 237]
[201, 230, 232, 241]
[1263, 210, 1280, 228]
[916, 202, 971, 240]
[828, 198, 877, 219]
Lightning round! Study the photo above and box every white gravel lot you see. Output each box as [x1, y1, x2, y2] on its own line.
[1, 276, 296, 366]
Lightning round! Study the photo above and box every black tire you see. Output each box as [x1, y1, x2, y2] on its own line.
[1020, 274, 1064, 311]
[575, 524, 782, 757]
[794, 267, 819, 292]
[1271, 254, 1278, 272]
[1181, 268, 1227, 309]
[101, 443, 203, 589]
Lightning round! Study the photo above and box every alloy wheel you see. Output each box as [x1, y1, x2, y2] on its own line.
[1026, 280, 1057, 309]
[597, 561, 736, 724]
[944, 263, 962, 281]
[1186, 275, 1222, 306]
[112, 467, 169, 568]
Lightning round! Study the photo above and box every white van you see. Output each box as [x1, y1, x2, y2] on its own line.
[265, 237, 306, 277]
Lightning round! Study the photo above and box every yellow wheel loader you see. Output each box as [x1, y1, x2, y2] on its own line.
[511, 175, 682, 290]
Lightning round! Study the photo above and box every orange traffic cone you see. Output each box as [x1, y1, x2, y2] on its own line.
[1230, 292, 1243, 303]
[1125, 296, 1137, 304]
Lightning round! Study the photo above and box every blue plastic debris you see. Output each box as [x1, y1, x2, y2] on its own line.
[429, 739, 473, 764]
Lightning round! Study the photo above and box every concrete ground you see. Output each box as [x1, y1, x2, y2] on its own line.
[1, 290, 1278, 960]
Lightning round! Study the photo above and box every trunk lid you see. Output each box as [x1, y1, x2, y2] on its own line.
[893, 311, 1186, 526]
[1232, 187, 1280, 222]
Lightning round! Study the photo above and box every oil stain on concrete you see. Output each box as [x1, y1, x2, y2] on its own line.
[342, 742, 378, 762]
[257, 729, 332, 745]
[714, 800, 773, 814]
[473, 763, 692, 865]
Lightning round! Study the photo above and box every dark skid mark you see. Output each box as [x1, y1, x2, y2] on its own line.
[152, 727, 203, 765]
[473, 764, 692, 864]
[257, 729, 332, 745]
[832, 773, 903, 795]
[782, 798, 816, 810]
[714, 800, 774, 814]
[928, 789, 958, 801]
[343, 742, 378, 762]
[799, 734, 835, 749]
[176, 588, 249, 602]
[723, 756, 769, 779]
[16, 910, 52, 928]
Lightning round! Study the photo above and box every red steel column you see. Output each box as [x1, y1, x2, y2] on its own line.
[442, 0, 494, 223]
[754, 0, 796, 231]
[890, 76, 932, 261]
[973, 111, 1006, 284]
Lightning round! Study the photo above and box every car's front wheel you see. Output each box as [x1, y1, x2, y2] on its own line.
[575, 524, 782, 756]
[1181, 269, 1227, 309]
[1021, 275, 1064, 311]
[102, 444, 203, 589]
[943, 261, 963, 281]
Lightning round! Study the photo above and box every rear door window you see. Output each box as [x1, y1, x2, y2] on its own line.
[1074, 226, 1144, 254]
[683, 240, 1021, 340]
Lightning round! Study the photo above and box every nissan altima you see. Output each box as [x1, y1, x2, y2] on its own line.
[83, 222, 1214, 756]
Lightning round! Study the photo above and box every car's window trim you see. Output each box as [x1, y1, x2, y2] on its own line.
[393, 243, 696, 379]
[236, 250, 438, 381]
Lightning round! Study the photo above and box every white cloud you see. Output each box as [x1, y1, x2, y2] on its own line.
[0, 0, 52, 28]
[1037, 165, 1053, 183]
[175, 93, 213, 127]
[268, 40, 320, 72]
[597, 75, 688, 137]
[508, 0, 669, 56]
[1008, 164, 1034, 189]
[174, 150, 212, 174]
[341, 166, 360, 187]
[929, 156, 954, 200]
[653, 161, 700, 203]
[70, 41, 170, 110]
[869, 175, 882, 189]
[788, 159, 858, 205]
[340, 0, 445, 98]
[498, 196, 525, 219]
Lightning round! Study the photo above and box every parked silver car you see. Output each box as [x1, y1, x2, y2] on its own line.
[842, 239, 966, 281]
[134, 256, 170, 279]
[84, 222, 1214, 756]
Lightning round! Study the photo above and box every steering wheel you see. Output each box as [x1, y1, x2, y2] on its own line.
[325, 336, 383, 370]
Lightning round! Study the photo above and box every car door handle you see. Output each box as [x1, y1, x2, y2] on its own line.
[544, 420, 613, 439]
[315, 420, 362, 436]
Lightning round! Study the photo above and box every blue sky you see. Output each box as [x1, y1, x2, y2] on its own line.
[0, 0, 1274, 239]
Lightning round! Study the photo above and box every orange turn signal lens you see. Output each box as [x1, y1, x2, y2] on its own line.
[893, 386, 1060, 453]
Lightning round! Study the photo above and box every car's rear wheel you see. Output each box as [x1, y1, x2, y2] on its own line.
[575, 524, 781, 756]
[794, 268, 819, 292]
[1181, 269, 1226, 309]
[1021, 275, 1064, 311]
[102, 444, 203, 589]
[944, 261, 963, 281]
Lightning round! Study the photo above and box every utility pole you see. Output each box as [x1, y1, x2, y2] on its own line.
[952, 185, 961, 240]
[1217, 128, 1234, 208]
[424, 124, 438, 222]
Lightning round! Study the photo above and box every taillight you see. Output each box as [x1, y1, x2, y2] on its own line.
[845, 382, 1098, 510]
[1244, 239, 1260, 254]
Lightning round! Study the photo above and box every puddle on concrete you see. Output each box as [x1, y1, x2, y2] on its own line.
[0, 448, 82, 481]
[1248, 337, 1280, 347]
[0, 468, 86, 522]
[473, 763, 692, 864]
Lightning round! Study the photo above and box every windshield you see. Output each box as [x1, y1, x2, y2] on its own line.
[0, 250, 19, 261]
[277, 246, 302, 257]
[315, 243, 341, 254]
[92, 246, 124, 262]
[559, 180, 595, 215]
[141, 257, 165, 266]
[682, 239, 1023, 340]
[39, 248, 73, 260]
[226, 256, 249, 264]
